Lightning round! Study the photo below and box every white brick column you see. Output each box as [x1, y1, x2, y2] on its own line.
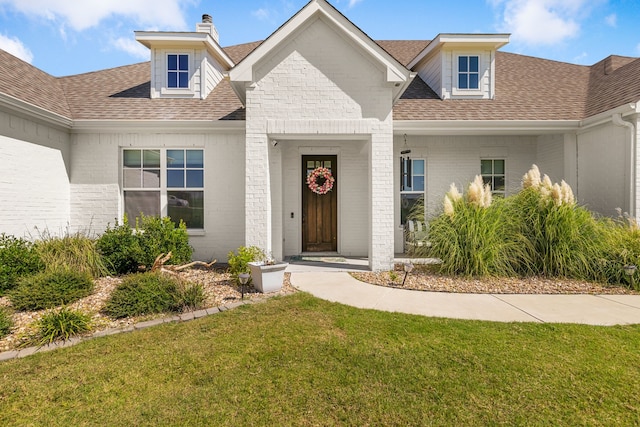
[245, 131, 272, 254]
[369, 123, 395, 271]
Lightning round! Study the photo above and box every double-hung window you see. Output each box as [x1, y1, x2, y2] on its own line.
[167, 54, 189, 89]
[400, 158, 425, 224]
[458, 55, 479, 90]
[123, 149, 204, 229]
[481, 159, 505, 196]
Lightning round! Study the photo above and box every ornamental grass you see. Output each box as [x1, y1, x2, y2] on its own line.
[427, 165, 640, 287]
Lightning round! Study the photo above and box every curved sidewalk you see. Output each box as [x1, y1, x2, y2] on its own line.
[290, 272, 640, 325]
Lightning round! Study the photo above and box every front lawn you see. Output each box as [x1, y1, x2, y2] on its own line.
[1, 293, 638, 426]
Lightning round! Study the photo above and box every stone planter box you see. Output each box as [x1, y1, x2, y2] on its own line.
[248, 262, 289, 293]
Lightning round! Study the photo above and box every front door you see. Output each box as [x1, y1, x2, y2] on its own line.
[302, 155, 337, 252]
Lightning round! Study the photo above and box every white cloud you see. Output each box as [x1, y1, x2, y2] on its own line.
[0, 33, 33, 63]
[493, 0, 589, 45]
[348, 0, 364, 8]
[605, 13, 617, 27]
[252, 8, 271, 22]
[0, 0, 192, 32]
[113, 37, 149, 60]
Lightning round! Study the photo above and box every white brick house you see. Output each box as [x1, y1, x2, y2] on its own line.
[1, 0, 639, 271]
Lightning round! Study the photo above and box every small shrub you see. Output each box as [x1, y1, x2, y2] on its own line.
[227, 246, 265, 284]
[35, 232, 108, 278]
[0, 308, 12, 338]
[134, 215, 193, 268]
[9, 270, 95, 311]
[0, 234, 43, 295]
[97, 215, 193, 274]
[36, 307, 91, 345]
[96, 217, 142, 275]
[103, 272, 188, 318]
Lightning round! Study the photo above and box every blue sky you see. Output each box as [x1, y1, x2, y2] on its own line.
[0, 0, 638, 76]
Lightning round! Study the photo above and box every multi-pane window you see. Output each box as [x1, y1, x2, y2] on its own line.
[168, 54, 189, 89]
[458, 55, 479, 90]
[481, 159, 505, 196]
[123, 149, 204, 229]
[400, 158, 425, 224]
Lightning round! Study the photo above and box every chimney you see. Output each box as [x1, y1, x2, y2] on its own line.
[196, 13, 219, 43]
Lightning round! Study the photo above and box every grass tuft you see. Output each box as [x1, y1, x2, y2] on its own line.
[35, 231, 108, 278]
[36, 307, 91, 346]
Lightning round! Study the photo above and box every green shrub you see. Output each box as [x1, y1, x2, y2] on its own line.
[35, 232, 108, 278]
[227, 246, 265, 284]
[103, 272, 197, 318]
[97, 215, 192, 275]
[227, 246, 265, 275]
[596, 215, 640, 287]
[134, 215, 193, 268]
[0, 308, 12, 338]
[0, 234, 43, 295]
[96, 217, 142, 275]
[9, 270, 95, 311]
[36, 307, 91, 345]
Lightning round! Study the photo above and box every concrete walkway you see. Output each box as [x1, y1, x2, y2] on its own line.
[290, 271, 640, 326]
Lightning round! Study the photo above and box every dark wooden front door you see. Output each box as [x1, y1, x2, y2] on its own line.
[302, 155, 337, 252]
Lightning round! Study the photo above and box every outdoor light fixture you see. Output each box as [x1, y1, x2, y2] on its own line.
[400, 133, 411, 155]
[623, 264, 638, 290]
[402, 262, 414, 286]
[239, 273, 250, 300]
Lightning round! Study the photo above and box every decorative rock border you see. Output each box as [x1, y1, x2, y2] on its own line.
[0, 299, 257, 363]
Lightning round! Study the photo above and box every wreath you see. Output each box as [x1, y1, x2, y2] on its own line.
[306, 167, 335, 195]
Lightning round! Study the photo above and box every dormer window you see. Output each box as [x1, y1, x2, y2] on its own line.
[168, 54, 189, 89]
[458, 55, 479, 90]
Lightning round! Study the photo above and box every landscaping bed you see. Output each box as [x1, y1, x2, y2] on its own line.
[352, 264, 640, 295]
[0, 269, 296, 352]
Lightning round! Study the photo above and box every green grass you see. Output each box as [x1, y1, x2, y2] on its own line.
[1, 293, 639, 426]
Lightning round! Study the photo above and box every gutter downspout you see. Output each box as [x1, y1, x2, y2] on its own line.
[612, 113, 636, 217]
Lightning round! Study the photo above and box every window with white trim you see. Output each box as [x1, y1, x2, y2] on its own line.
[123, 148, 204, 229]
[400, 158, 425, 224]
[458, 55, 479, 90]
[481, 159, 505, 196]
[167, 54, 189, 89]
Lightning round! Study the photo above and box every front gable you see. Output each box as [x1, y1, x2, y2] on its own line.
[229, 0, 413, 109]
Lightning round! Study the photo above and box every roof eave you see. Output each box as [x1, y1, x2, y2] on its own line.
[395, 119, 580, 136]
[408, 33, 510, 69]
[134, 31, 235, 70]
[0, 92, 72, 129]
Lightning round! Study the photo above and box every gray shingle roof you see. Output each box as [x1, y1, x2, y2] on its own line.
[0, 49, 71, 118]
[0, 40, 638, 124]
